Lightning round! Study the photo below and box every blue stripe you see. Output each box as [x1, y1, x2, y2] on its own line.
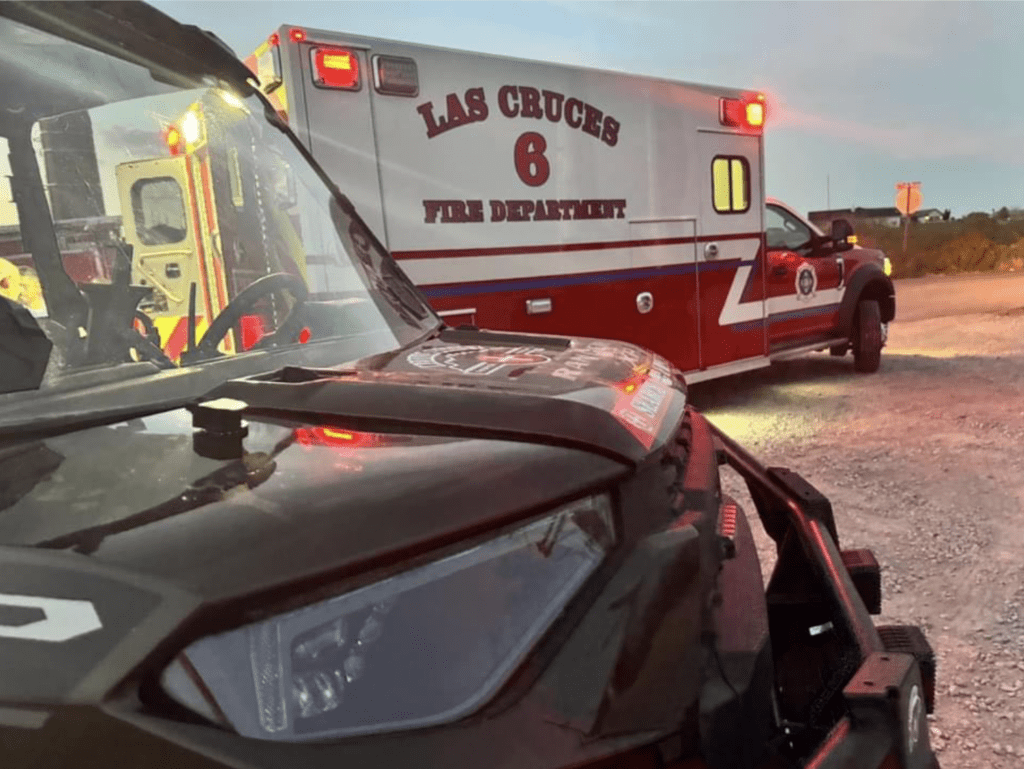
[420, 259, 751, 299]
[731, 303, 840, 333]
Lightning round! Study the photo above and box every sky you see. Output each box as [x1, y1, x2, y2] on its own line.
[139, 0, 1024, 219]
[3, 1, 1022, 224]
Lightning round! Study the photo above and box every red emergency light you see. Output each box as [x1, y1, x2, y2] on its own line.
[165, 126, 182, 156]
[268, 32, 280, 47]
[289, 28, 306, 43]
[719, 93, 767, 130]
[311, 47, 360, 90]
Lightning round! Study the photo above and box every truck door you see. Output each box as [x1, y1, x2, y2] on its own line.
[764, 201, 844, 349]
[116, 157, 214, 357]
[696, 133, 766, 370]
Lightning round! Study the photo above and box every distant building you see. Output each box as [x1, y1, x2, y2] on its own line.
[807, 207, 904, 231]
[911, 208, 945, 223]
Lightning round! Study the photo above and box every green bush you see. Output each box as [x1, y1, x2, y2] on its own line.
[854, 214, 1024, 279]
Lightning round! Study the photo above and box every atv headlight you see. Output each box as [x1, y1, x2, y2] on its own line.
[162, 494, 614, 741]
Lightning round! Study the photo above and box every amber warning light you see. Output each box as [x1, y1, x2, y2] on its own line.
[311, 47, 360, 90]
[720, 93, 767, 130]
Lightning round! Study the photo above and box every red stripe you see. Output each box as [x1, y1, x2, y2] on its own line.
[392, 231, 762, 260]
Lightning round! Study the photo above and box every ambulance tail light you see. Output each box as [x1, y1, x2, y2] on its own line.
[311, 47, 360, 90]
[373, 55, 419, 97]
[720, 93, 767, 130]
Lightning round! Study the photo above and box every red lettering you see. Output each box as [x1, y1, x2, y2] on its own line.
[498, 85, 519, 118]
[489, 200, 507, 222]
[565, 98, 583, 128]
[542, 90, 564, 123]
[533, 199, 557, 221]
[612, 199, 627, 218]
[416, 102, 447, 139]
[545, 200, 563, 220]
[466, 199, 484, 222]
[444, 92, 470, 129]
[582, 104, 602, 138]
[602, 115, 620, 147]
[465, 87, 488, 122]
[423, 200, 443, 223]
[514, 132, 550, 187]
[507, 200, 526, 221]
[519, 86, 542, 119]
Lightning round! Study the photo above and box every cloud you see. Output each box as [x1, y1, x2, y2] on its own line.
[774, 102, 1024, 165]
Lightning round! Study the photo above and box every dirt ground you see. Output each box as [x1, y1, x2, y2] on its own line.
[688, 279, 1024, 767]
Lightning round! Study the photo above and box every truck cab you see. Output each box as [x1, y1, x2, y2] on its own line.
[764, 197, 895, 371]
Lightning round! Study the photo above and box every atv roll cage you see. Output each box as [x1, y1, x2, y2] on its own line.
[709, 422, 937, 769]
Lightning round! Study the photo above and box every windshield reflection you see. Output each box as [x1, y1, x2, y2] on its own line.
[0, 13, 437, 410]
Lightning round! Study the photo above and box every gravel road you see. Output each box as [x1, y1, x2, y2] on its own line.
[688, 272, 1024, 767]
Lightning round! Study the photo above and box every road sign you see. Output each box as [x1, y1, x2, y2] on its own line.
[895, 182, 922, 216]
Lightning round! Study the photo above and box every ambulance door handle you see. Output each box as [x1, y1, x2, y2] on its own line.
[771, 265, 788, 277]
[704, 243, 719, 259]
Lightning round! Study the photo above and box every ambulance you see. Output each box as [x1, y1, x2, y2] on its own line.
[243, 26, 896, 382]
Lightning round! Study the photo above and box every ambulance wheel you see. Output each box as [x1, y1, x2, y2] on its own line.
[853, 299, 882, 373]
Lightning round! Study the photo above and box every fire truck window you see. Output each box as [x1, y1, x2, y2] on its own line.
[765, 205, 812, 251]
[131, 177, 188, 246]
[711, 156, 750, 214]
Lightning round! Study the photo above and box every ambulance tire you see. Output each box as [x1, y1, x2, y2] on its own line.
[853, 299, 882, 373]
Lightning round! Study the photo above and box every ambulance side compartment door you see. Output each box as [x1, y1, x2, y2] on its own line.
[696, 130, 766, 370]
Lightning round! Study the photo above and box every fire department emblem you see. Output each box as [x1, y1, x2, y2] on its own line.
[795, 262, 817, 301]
[407, 345, 552, 376]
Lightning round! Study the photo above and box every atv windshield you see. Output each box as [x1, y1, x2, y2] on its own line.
[0, 10, 438, 430]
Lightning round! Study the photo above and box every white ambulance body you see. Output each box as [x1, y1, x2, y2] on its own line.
[245, 27, 894, 382]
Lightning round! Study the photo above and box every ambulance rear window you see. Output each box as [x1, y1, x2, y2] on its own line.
[711, 156, 749, 214]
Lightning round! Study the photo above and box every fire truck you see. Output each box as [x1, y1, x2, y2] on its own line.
[243, 27, 896, 382]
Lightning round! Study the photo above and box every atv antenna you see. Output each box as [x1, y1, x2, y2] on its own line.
[186, 281, 198, 352]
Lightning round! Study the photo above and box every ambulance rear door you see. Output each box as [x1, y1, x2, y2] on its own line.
[277, 28, 388, 244]
[695, 128, 767, 372]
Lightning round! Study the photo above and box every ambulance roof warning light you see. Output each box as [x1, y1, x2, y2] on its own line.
[311, 47, 360, 90]
[289, 28, 306, 43]
[720, 93, 767, 130]
[268, 32, 280, 47]
[373, 55, 419, 97]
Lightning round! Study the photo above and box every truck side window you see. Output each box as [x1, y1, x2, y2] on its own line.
[131, 177, 187, 246]
[711, 156, 749, 213]
[765, 205, 812, 251]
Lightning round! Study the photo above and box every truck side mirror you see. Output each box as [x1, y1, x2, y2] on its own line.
[831, 219, 855, 251]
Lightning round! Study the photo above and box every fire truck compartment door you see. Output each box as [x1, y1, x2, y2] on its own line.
[696, 130, 766, 370]
[116, 157, 203, 316]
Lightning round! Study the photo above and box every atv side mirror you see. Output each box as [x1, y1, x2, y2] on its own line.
[831, 219, 855, 252]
